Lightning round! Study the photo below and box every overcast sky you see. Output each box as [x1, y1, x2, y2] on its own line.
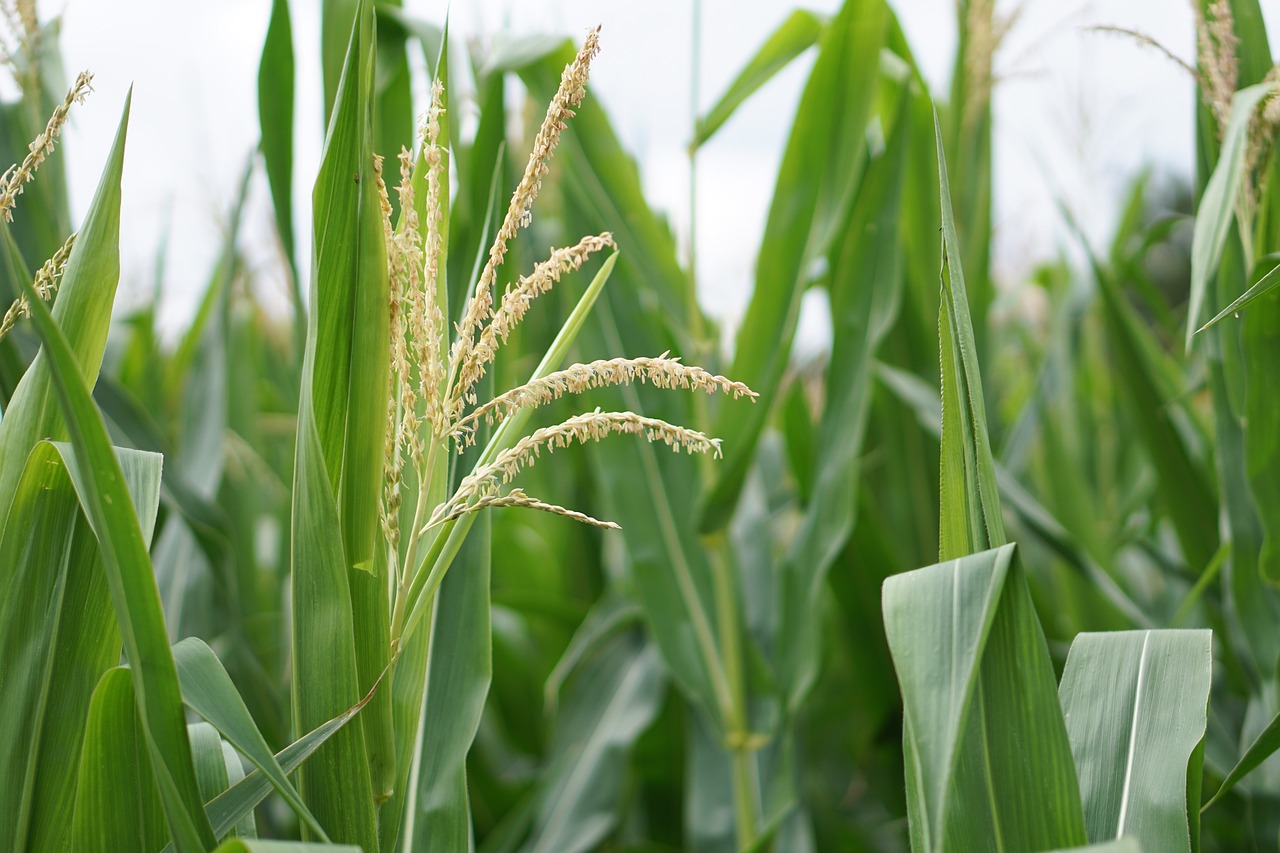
[39, 0, 1280, 344]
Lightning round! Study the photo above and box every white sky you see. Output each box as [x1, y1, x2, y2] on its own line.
[39, 0, 1280, 347]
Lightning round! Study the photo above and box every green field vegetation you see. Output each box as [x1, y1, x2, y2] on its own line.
[2, 0, 1280, 850]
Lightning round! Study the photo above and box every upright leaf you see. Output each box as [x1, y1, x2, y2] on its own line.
[934, 110, 1003, 560]
[776, 85, 908, 710]
[1186, 81, 1275, 348]
[0, 91, 129, 516]
[883, 545, 1087, 851]
[290, 0, 386, 841]
[258, 0, 298, 288]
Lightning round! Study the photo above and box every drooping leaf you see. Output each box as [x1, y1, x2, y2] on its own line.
[172, 638, 328, 841]
[1203, 703, 1280, 811]
[1196, 260, 1280, 333]
[692, 10, 826, 149]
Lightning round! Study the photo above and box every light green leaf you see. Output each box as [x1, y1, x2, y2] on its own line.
[1059, 630, 1211, 853]
[290, 0, 384, 843]
[776, 82, 908, 711]
[212, 840, 361, 852]
[158, 681, 377, 850]
[396, 515, 492, 853]
[1197, 260, 1280, 333]
[258, 0, 298, 290]
[1203, 704, 1280, 811]
[0, 90, 129, 519]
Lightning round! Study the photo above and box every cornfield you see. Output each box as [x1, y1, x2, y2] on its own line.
[2, 0, 1280, 850]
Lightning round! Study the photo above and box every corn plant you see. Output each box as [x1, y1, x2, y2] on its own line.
[5, 0, 1280, 850]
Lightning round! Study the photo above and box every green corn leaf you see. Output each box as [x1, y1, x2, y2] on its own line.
[321, 0, 359, 122]
[70, 668, 170, 852]
[172, 638, 328, 841]
[1058, 631, 1212, 853]
[0, 441, 162, 852]
[212, 840, 361, 852]
[188, 723, 240, 835]
[701, 0, 888, 533]
[290, 0, 386, 840]
[1186, 80, 1275, 349]
[544, 593, 643, 710]
[14, 154, 216, 852]
[1196, 260, 1280, 332]
[1061, 205, 1219, 576]
[258, 0, 298, 291]
[775, 82, 908, 712]
[882, 544, 1087, 852]
[519, 634, 665, 853]
[875, 361, 1151, 628]
[157, 679, 378, 850]
[692, 9, 826, 149]
[379, 30, 462, 851]
[0, 90, 129, 518]
[374, 1, 412, 204]
[1048, 843, 1143, 853]
[385, 254, 618, 847]
[1202, 704, 1280, 811]
[935, 108, 1004, 560]
[517, 40, 730, 724]
[397, 514, 492, 853]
